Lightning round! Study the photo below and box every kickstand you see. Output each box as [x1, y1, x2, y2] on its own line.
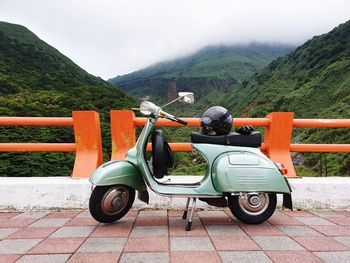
[185, 198, 197, 231]
[182, 198, 190, 219]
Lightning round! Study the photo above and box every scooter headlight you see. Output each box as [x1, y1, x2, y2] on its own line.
[140, 101, 153, 116]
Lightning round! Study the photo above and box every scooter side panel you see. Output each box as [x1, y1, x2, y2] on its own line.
[89, 160, 147, 191]
[212, 151, 291, 194]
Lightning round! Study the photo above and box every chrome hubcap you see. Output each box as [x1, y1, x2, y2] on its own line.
[101, 186, 128, 215]
[238, 193, 269, 216]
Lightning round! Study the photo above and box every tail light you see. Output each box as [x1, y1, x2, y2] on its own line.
[276, 163, 288, 175]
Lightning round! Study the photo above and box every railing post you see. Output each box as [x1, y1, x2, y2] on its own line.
[110, 110, 136, 160]
[71, 111, 103, 178]
[264, 112, 297, 178]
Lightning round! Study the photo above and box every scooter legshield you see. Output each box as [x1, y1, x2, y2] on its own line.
[89, 160, 147, 192]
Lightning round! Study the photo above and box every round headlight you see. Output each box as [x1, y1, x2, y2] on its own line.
[140, 101, 152, 116]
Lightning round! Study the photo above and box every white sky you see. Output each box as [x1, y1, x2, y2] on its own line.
[0, 0, 349, 79]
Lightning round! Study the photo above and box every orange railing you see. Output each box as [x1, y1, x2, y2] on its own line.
[0, 111, 103, 178]
[1, 110, 349, 178]
[111, 110, 350, 178]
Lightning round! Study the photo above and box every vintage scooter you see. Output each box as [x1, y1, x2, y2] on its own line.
[89, 92, 292, 230]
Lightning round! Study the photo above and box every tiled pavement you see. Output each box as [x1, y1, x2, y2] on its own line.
[1, 209, 350, 262]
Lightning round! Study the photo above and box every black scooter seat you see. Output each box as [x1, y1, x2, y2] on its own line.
[191, 132, 262, 148]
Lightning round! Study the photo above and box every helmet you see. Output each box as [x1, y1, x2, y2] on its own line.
[200, 106, 233, 135]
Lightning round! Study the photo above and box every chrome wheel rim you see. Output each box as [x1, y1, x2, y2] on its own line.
[238, 193, 269, 216]
[101, 186, 129, 215]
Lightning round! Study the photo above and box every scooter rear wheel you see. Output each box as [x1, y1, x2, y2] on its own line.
[89, 185, 135, 223]
[228, 193, 276, 224]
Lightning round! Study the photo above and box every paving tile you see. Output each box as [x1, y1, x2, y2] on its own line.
[219, 251, 271, 263]
[198, 211, 228, 217]
[45, 211, 81, 218]
[104, 217, 135, 227]
[332, 236, 350, 247]
[0, 213, 20, 219]
[281, 210, 314, 217]
[295, 217, 335, 226]
[171, 251, 220, 263]
[266, 251, 322, 263]
[134, 216, 167, 226]
[211, 236, 260, 251]
[168, 216, 201, 226]
[311, 211, 345, 218]
[120, 252, 169, 263]
[325, 217, 350, 226]
[13, 211, 49, 219]
[170, 237, 214, 251]
[0, 239, 41, 254]
[277, 226, 322, 236]
[8, 227, 57, 239]
[0, 254, 21, 263]
[75, 211, 92, 218]
[65, 217, 99, 226]
[200, 216, 235, 225]
[29, 237, 85, 254]
[268, 214, 305, 226]
[292, 236, 349, 251]
[138, 210, 167, 217]
[50, 226, 95, 238]
[90, 224, 132, 238]
[311, 225, 350, 236]
[240, 225, 284, 236]
[68, 252, 121, 263]
[168, 210, 197, 217]
[0, 228, 19, 239]
[0, 218, 37, 228]
[16, 254, 71, 263]
[205, 224, 246, 236]
[125, 209, 138, 217]
[314, 251, 350, 263]
[253, 236, 304, 251]
[78, 237, 126, 253]
[130, 226, 168, 237]
[124, 237, 168, 252]
[169, 224, 208, 237]
[29, 218, 71, 228]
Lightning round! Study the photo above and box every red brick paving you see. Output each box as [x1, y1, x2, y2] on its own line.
[67, 252, 121, 263]
[124, 237, 169, 252]
[171, 251, 221, 263]
[0, 209, 349, 262]
[8, 227, 57, 239]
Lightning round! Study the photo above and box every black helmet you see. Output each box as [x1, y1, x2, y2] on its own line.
[200, 106, 233, 135]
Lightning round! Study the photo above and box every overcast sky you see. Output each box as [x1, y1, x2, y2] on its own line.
[1, 0, 349, 79]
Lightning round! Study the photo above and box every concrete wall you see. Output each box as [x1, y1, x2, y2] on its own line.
[0, 176, 349, 211]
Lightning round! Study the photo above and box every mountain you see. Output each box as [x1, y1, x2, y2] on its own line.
[220, 20, 350, 176]
[109, 44, 294, 113]
[0, 21, 136, 177]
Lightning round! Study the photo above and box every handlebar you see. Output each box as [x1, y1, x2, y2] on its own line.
[160, 110, 187, 125]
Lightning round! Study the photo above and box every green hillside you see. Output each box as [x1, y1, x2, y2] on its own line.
[0, 21, 136, 177]
[109, 44, 293, 114]
[220, 20, 350, 176]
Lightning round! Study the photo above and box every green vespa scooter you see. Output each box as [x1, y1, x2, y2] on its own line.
[89, 92, 292, 230]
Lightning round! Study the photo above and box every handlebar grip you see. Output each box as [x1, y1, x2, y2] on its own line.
[176, 118, 188, 126]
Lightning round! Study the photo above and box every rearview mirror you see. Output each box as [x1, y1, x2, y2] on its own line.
[178, 92, 194, 104]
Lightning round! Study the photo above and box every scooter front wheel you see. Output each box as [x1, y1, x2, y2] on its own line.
[228, 193, 276, 224]
[89, 185, 135, 223]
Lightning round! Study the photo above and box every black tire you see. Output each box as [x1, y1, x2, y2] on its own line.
[89, 185, 135, 223]
[228, 193, 277, 224]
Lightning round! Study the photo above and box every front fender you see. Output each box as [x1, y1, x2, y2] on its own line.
[89, 160, 147, 191]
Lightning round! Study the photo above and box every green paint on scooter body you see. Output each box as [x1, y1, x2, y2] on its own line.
[89, 160, 146, 191]
[90, 116, 291, 198]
